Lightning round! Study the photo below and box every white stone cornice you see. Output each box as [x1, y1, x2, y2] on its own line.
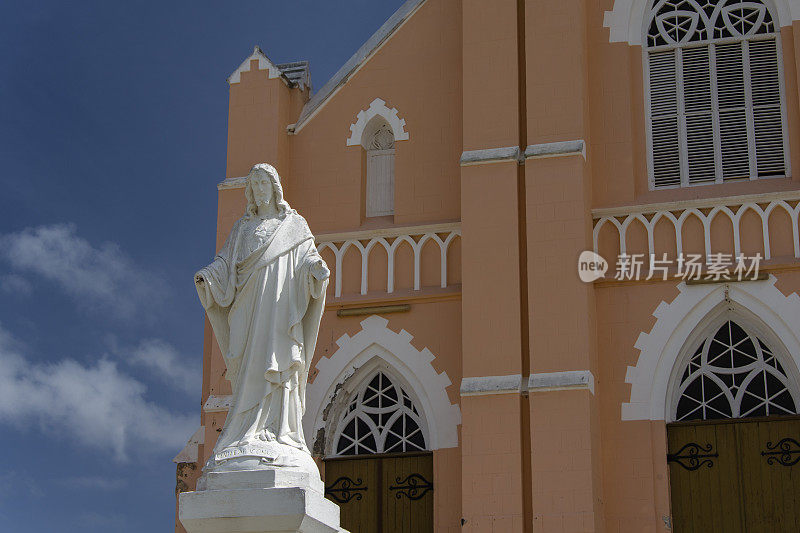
[203, 394, 233, 413]
[459, 146, 521, 166]
[173, 426, 205, 463]
[460, 371, 596, 396]
[459, 142, 586, 167]
[460, 374, 523, 396]
[528, 370, 595, 394]
[217, 176, 247, 190]
[524, 140, 585, 160]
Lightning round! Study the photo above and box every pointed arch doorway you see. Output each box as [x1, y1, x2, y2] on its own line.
[666, 316, 800, 532]
[322, 368, 434, 533]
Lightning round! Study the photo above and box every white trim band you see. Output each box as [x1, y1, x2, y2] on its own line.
[459, 140, 587, 167]
[592, 190, 800, 218]
[524, 140, 586, 160]
[315, 221, 459, 243]
[460, 370, 596, 396]
[217, 176, 247, 190]
[460, 374, 523, 396]
[459, 146, 521, 167]
[173, 426, 205, 464]
[203, 394, 233, 413]
[529, 370, 595, 394]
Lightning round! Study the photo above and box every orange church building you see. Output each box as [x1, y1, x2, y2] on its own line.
[176, 0, 800, 531]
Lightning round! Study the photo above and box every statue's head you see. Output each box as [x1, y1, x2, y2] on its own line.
[244, 163, 291, 218]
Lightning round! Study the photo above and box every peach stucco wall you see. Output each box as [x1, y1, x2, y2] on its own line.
[185, 0, 800, 532]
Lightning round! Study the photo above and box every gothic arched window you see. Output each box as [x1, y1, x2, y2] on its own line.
[333, 371, 427, 456]
[645, 0, 789, 188]
[362, 117, 395, 217]
[674, 319, 799, 421]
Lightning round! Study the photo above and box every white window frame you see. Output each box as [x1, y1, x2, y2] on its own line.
[330, 368, 429, 457]
[667, 308, 800, 422]
[643, 0, 791, 190]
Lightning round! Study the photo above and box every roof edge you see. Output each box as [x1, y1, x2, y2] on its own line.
[228, 46, 292, 86]
[289, 0, 428, 134]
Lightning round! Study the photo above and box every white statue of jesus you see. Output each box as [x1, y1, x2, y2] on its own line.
[194, 163, 329, 475]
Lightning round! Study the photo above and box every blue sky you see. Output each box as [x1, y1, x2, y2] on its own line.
[0, 1, 403, 530]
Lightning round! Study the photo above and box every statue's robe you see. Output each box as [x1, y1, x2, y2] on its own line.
[195, 211, 327, 457]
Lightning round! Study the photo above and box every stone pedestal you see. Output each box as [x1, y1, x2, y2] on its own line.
[179, 469, 347, 533]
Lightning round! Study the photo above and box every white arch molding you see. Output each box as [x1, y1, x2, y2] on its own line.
[305, 315, 460, 455]
[603, 0, 800, 45]
[346, 98, 409, 147]
[623, 275, 800, 421]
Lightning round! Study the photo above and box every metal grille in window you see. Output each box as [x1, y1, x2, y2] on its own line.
[675, 320, 799, 421]
[644, 0, 787, 189]
[334, 371, 426, 456]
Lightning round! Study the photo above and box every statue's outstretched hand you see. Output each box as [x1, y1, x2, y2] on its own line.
[310, 259, 330, 281]
[195, 274, 205, 286]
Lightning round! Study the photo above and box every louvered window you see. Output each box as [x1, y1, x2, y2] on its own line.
[645, 0, 790, 189]
[365, 120, 395, 217]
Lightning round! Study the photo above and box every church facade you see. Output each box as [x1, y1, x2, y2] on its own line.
[176, 0, 800, 531]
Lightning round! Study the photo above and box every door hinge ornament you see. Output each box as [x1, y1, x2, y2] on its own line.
[667, 442, 718, 471]
[761, 438, 800, 467]
[325, 476, 367, 503]
[389, 473, 433, 500]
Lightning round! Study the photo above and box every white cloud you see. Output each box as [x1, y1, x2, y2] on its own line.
[0, 324, 195, 461]
[0, 224, 165, 318]
[0, 274, 33, 295]
[117, 338, 201, 395]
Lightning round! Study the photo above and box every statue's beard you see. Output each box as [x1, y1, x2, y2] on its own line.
[256, 197, 272, 207]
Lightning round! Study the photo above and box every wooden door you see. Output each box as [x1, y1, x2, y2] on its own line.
[382, 454, 434, 533]
[667, 416, 800, 533]
[666, 420, 744, 532]
[324, 452, 433, 533]
[324, 456, 379, 533]
[737, 418, 800, 532]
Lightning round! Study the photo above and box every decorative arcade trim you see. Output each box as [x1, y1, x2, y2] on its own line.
[316, 223, 461, 298]
[593, 192, 800, 261]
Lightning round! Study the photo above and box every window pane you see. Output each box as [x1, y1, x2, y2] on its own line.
[749, 39, 785, 176]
